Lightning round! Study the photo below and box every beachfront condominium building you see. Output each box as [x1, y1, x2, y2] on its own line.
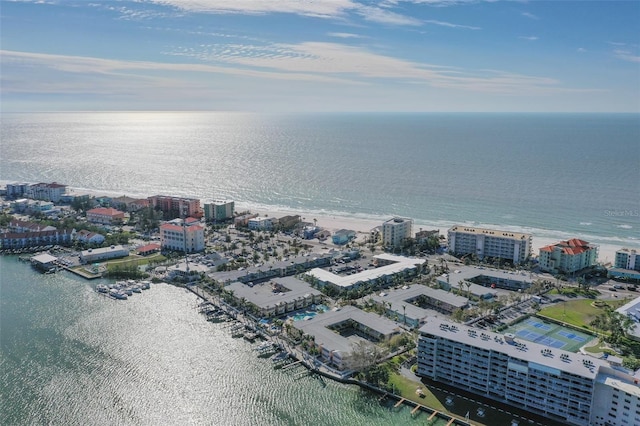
[5, 182, 30, 199]
[203, 200, 234, 222]
[416, 317, 640, 426]
[538, 239, 599, 275]
[447, 226, 531, 264]
[148, 195, 202, 219]
[159, 222, 205, 253]
[382, 217, 413, 248]
[615, 248, 640, 271]
[25, 182, 67, 203]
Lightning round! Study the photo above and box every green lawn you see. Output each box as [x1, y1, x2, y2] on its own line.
[105, 253, 166, 271]
[388, 372, 446, 411]
[537, 298, 629, 330]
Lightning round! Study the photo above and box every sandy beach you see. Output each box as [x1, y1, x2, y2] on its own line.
[45, 185, 624, 265]
[251, 206, 621, 265]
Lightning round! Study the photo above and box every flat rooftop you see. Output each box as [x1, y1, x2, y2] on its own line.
[369, 284, 468, 320]
[616, 296, 640, 339]
[227, 276, 321, 309]
[31, 253, 58, 264]
[437, 265, 531, 296]
[294, 305, 401, 356]
[307, 253, 425, 289]
[419, 316, 609, 380]
[449, 225, 531, 240]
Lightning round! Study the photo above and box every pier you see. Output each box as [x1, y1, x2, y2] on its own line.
[393, 398, 405, 408]
[281, 360, 303, 370]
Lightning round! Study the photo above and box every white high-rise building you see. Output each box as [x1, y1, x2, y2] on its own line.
[382, 217, 413, 248]
[447, 225, 531, 264]
[417, 317, 640, 426]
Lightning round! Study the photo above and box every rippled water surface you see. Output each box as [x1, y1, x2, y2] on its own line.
[1, 256, 451, 425]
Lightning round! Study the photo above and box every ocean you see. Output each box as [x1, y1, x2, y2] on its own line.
[2, 112, 638, 249]
[1, 112, 638, 425]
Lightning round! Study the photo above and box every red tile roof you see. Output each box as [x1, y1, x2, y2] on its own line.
[541, 239, 593, 256]
[137, 243, 161, 253]
[87, 207, 125, 216]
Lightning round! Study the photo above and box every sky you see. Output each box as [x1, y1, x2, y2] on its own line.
[1, 0, 639, 112]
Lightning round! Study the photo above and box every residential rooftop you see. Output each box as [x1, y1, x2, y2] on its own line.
[293, 305, 401, 356]
[419, 316, 608, 380]
[307, 253, 426, 289]
[448, 225, 531, 240]
[227, 276, 321, 310]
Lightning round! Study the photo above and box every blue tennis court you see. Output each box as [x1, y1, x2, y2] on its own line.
[558, 330, 586, 342]
[505, 317, 594, 353]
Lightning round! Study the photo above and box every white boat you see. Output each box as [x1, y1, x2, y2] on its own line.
[109, 289, 128, 300]
[96, 284, 109, 293]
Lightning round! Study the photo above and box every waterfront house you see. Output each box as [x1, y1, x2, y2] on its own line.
[276, 215, 301, 232]
[331, 229, 356, 245]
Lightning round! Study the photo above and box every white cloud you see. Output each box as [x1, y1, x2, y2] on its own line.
[356, 5, 422, 26]
[614, 49, 640, 63]
[519, 36, 538, 41]
[149, 0, 359, 18]
[327, 32, 365, 39]
[163, 41, 582, 94]
[521, 12, 539, 20]
[425, 19, 481, 30]
[577, 48, 587, 53]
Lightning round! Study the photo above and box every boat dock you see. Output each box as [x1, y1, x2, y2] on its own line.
[393, 398, 405, 408]
[281, 360, 303, 370]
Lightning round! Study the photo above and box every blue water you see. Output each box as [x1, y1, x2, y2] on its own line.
[2, 112, 638, 251]
[4, 112, 625, 425]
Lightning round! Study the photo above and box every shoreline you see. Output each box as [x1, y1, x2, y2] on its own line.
[251, 206, 623, 265]
[4, 181, 633, 264]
